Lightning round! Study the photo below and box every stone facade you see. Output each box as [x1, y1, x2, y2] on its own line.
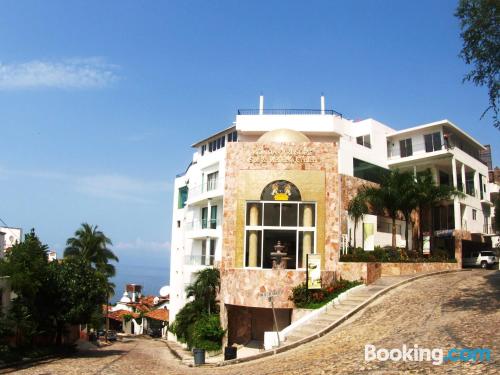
[380, 262, 460, 276]
[220, 140, 341, 337]
[337, 262, 382, 284]
[338, 261, 459, 282]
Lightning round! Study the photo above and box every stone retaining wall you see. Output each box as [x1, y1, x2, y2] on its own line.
[380, 262, 460, 276]
[337, 262, 382, 284]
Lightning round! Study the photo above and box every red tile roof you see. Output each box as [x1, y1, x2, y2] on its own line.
[145, 308, 169, 321]
[107, 309, 139, 321]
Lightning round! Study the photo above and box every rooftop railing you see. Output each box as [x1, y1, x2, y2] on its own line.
[237, 108, 342, 117]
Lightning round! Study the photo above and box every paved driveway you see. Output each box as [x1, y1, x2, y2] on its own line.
[6, 270, 499, 374]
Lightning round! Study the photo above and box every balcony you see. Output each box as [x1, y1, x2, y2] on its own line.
[186, 179, 222, 204]
[184, 254, 215, 267]
[483, 224, 496, 235]
[237, 108, 342, 117]
[185, 218, 221, 239]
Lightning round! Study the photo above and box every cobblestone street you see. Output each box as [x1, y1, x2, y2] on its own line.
[6, 270, 499, 375]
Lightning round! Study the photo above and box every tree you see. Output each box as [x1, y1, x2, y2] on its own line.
[0, 230, 49, 346]
[185, 268, 220, 315]
[169, 268, 221, 349]
[46, 257, 107, 345]
[413, 170, 464, 254]
[64, 223, 118, 341]
[456, 0, 500, 129]
[362, 170, 414, 250]
[494, 195, 500, 232]
[347, 194, 368, 249]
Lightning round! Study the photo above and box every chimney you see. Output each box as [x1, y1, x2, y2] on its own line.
[259, 95, 264, 115]
[320, 94, 325, 115]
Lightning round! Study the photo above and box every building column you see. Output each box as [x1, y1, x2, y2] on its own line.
[248, 204, 259, 267]
[461, 163, 466, 193]
[473, 170, 479, 198]
[452, 158, 461, 230]
[302, 205, 313, 267]
[451, 157, 458, 188]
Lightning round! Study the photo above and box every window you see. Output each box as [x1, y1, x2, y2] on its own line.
[206, 171, 218, 191]
[227, 131, 238, 142]
[244, 201, 316, 269]
[178, 186, 188, 208]
[472, 209, 477, 220]
[356, 134, 371, 148]
[377, 221, 402, 235]
[465, 172, 475, 196]
[432, 206, 455, 230]
[207, 135, 226, 152]
[210, 206, 218, 229]
[201, 207, 208, 229]
[353, 158, 388, 184]
[399, 138, 413, 157]
[201, 206, 217, 229]
[201, 144, 207, 156]
[201, 239, 216, 266]
[424, 132, 442, 153]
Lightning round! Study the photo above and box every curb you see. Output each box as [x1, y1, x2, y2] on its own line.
[215, 269, 470, 367]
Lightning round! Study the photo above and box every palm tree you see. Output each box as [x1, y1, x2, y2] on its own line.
[185, 268, 220, 315]
[362, 170, 414, 250]
[64, 223, 118, 341]
[347, 194, 368, 249]
[414, 170, 464, 254]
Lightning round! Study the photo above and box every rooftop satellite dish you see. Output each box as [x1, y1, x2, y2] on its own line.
[159, 285, 170, 297]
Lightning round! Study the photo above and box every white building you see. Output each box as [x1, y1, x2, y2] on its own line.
[168, 96, 497, 342]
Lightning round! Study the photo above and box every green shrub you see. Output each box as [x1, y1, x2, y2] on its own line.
[191, 314, 225, 351]
[289, 279, 362, 309]
[340, 247, 455, 263]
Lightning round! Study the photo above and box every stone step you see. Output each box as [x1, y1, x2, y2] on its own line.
[285, 333, 307, 343]
[338, 300, 361, 307]
[294, 325, 322, 335]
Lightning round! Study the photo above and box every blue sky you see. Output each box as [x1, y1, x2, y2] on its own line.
[1, 1, 498, 300]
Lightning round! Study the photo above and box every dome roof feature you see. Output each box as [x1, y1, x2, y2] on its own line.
[257, 128, 310, 143]
[120, 291, 131, 303]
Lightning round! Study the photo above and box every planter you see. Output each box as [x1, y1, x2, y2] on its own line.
[224, 346, 237, 360]
[193, 348, 205, 365]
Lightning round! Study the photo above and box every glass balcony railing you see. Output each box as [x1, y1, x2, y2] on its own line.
[185, 218, 221, 231]
[184, 254, 215, 266]
[187, 179, 221, 199]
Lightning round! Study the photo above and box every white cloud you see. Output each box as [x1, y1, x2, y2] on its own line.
[115, 238, 171, 252]
[0, 165, 170, 204]
[75, 174, 170, 203]
[0, 58, 118, 90]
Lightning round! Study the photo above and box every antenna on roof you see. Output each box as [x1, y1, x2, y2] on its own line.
[259, 93, 264, 115]
[320, 93, 325, 115]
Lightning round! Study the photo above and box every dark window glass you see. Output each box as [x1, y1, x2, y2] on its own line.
[262, 229, 296, 269]
[356, 136, 363, 145]
[353, 158, 388, 184]
[210, 206, 217, 229]
[201, 207, 208, 228]
[221, 136, 225, 147]
[424, 134, 433, 152]
[433, 132, 442, 151]
[178, 186, 188, 208]
[399, 138, 413, 157]
[264, 203, 280, 226]
[281, 204, 298, 226]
